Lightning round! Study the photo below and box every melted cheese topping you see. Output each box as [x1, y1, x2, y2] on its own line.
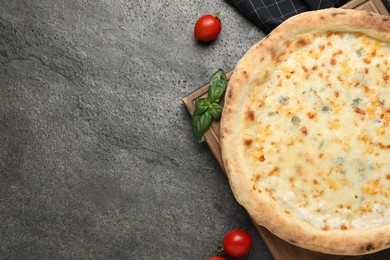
[244, 32, 390, 230]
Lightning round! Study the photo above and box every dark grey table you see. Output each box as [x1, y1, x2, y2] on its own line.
[0, 1, 389, 259]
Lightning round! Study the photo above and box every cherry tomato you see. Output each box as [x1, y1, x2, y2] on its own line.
[223, 229, 252, 257]
[208, 257, 226, 260]
[194, 14, 222, 41]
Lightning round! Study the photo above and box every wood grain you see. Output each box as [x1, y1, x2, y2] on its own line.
[341, 0, 389, 14]
[182, 0, 389, 258]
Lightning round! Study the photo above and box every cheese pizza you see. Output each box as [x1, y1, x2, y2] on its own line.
[221, 9, 390, 255]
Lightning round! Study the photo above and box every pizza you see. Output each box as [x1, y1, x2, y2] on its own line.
[220, 9, 390, 255]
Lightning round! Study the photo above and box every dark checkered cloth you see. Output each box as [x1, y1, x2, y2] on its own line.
[225, 0, 390, 33]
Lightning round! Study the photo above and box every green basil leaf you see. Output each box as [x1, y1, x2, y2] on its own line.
[208, 68, 227, 103]
[192, 110, 213, 143]
[209, 103, 222, 120]
[193, 98, 211, 116]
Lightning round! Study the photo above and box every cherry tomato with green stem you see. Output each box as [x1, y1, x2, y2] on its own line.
[194, 14, 222, 42]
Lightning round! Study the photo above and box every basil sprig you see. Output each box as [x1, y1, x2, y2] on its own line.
[192, 69, 227, 143]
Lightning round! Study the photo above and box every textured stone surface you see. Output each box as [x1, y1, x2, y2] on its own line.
[0, 0, 389, 259]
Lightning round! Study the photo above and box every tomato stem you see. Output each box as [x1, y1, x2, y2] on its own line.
[217, 244, 226, 257]
[214, 12, 221, 22]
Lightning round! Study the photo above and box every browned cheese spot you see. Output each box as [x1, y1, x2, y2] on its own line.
[244, 139, 252, 147]
[363, 58, 371, 64]
[265, 188, 276, 200]
[355, 107, 366, 116]
[321, 224, 329, 231]
[268, 166, 279, 176]
[295, 165, 303, 176]
[296, 37, 308, 47]
[300, 126, 308, 136]
[245, 110, 255, 121]
[333, 49, 343, 56]
[257, 99, 265, 108]
[375, 142, 390, 150]
[384, 73, 389, 81]
[304, 154, 314, 165]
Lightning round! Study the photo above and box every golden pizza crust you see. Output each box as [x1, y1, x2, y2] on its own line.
[221, 9, 390, 255]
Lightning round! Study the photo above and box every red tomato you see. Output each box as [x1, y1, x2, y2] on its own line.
[208, 257, 226, 260]
[223, 229, 252, 257]
[194, 14, 222, 41]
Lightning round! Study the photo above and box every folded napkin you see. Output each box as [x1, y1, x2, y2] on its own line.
[225, 0, 390, 33]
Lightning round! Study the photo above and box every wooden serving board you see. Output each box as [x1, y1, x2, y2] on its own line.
[183, 0, 389, 259]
